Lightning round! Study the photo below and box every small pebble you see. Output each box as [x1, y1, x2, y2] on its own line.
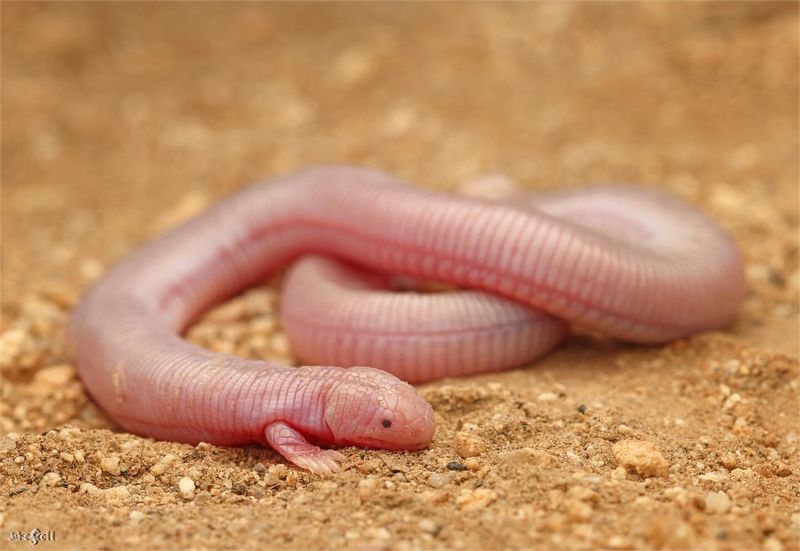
[612, 439, 668, 477]
[418, 518, 441, 535]
[564, 498, 593, 522]
[79, 482, 100, 494]
[447, 461, 467, 471]
[566, 486, 598, 502]
[251, 315, 277, 334]
[577, 404, 587, 414]
[42, 283, 79, 308]
[720, 452, 738, 469]
[537, 392, 558, 402]
[464, 457, 481, 471]
[617, 424, 633, 436]
[103, 485, 130, 501]
[775, 463, 792, 477]
[417, 490, 449, 505]
[648, 514, 697, 548]
[178, 477, 196, 500]
[733, 417, 748, 431]
[366, 527, 390, 540]
[356, 459, 382, 474]
[426, 472, 453, 489]
[358, 478, 379, 500]
[764, 537, 785, 551]
[705, 490, 732, 514]
[456, 488, 497, 511]
[244, 288, 277, 315]
[454, 431, 486, 458]
[204, 299, 246, 323]
[607, 535, 629, 549]
[268, 464, 288, 479]
[33, 365, 76, 387]
[153, 192, 210, 232]
[730, 468, 754, 480]
[80, 258, 104, 281]
[262, 473, 280, 486]
[699, 471, 729, 482]
[129, 511, 145, 522]
[766, 448, 781, 461]
[270, 334, 290, 356]
[334, 47, 375, 84]
[100, 455, 121, 476]
[41, 472, 61, 487]
[500, 448, 554, 468]
[150, 454, 175, 476]
[722, 393, 742, 411]
[458, 173, 521, 201]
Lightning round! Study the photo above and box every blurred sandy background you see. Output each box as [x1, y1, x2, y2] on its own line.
[2, 3, 798, 550]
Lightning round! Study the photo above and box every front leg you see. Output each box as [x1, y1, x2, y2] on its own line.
[264, 421, 347, 476]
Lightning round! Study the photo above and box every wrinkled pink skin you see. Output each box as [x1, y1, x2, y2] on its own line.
[69, 165, 746, 474]
[281, 256, 568, 383]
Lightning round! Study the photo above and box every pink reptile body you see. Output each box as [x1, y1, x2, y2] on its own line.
[69, 165, 746, 474]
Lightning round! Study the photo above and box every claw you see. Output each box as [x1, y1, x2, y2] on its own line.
[264, 421, 346, 476]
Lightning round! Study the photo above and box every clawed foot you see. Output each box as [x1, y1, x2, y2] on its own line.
[264, 421, 347, 476]
[289, 448, 347, 476]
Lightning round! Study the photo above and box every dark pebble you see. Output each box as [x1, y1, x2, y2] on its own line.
[447, 462, 467, 471]
[768, 269, 785, 287]
[577, 404, 587, 414]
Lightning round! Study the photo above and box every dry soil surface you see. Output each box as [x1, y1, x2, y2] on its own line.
[1, 3, 798, 550]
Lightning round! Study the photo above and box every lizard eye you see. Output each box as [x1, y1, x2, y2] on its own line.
[382, 419, 392, 428]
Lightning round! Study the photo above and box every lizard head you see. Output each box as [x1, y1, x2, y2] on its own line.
[323, 367, 435, 450]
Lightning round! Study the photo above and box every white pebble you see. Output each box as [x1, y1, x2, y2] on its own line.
[79, 482, 100, 494]
[41, 472, 61, 487]
[427, 472, 452, 489]
[454, 432, 486, 458]
[178, 477, 196, 499]
[456, 488, 498, 511]
[100, 455, 121, 476]
[705, 490, 732, 514]
[612, 439, 668, 477]
[418, 519, 441, 534]
[34, 365, 76, 387]
[103, 485, 130, 501]
[149, 453, 175, 476]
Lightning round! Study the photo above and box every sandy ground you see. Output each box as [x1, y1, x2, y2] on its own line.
[2, 3, 798, 550]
